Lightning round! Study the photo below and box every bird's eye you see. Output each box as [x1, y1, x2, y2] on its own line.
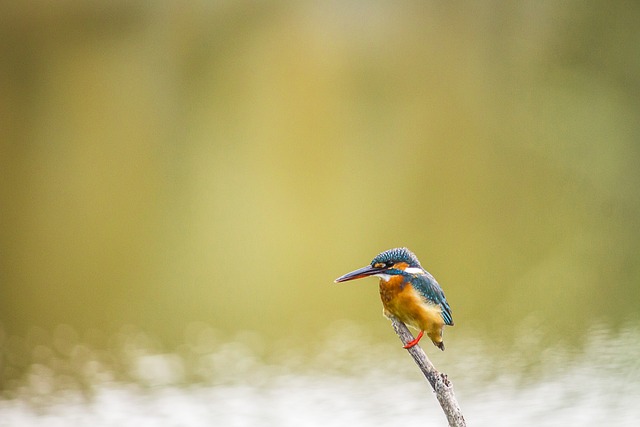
[386, 261, 394, 268]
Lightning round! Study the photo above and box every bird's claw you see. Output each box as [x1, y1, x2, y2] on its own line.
[403, 330, 424, 349]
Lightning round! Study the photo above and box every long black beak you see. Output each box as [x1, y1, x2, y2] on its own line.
[334, 265, 383, 283]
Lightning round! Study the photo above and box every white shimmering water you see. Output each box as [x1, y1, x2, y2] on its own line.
[1, 321, 639, 426]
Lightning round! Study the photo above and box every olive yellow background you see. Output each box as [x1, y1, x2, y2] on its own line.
[1, 0, 639, 366]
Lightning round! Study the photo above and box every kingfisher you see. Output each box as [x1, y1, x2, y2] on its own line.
[334, 247, 454, 350]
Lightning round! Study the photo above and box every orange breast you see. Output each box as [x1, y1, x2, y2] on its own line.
[379, 276, 445, 342]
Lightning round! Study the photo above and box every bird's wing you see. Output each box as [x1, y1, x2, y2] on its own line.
[413, 272, 454, 326]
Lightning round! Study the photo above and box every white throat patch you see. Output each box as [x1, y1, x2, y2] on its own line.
[374, 273, 393, 281]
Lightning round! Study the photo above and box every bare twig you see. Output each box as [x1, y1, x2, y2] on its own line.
[389, 316, 467, 427]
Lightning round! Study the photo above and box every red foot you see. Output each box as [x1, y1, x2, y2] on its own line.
[403, 330, 424, 349]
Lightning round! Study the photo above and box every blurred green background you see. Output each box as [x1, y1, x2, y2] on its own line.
[1, 0, 639, 376]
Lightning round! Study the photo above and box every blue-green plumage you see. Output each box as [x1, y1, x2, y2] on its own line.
[371, 247, 453, 326]
[371, 247, 421, 268]
[411, 272, 454, 326]
[335, 247, 454, 350]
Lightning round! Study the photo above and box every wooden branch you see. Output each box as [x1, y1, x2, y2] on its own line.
[389, 316, 467, 427]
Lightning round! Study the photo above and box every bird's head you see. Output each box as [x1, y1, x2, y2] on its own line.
[334, 247, 424, 283]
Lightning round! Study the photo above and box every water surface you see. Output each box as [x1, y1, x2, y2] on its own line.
[1, 321, 638, 426]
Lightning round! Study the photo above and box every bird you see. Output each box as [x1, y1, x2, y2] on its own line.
[334, 247, 453, 350]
